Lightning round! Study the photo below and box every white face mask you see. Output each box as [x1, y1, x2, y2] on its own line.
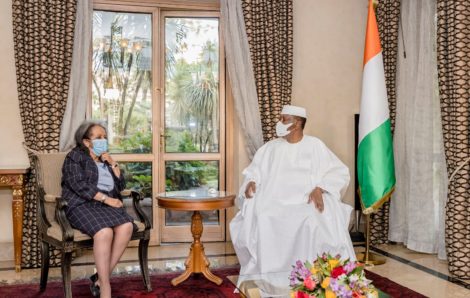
[276, 121, 293, 137]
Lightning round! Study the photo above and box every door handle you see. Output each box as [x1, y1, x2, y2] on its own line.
[160, 132, 170, 151]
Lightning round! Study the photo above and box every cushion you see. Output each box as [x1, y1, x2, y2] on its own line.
[46, 220, 145, 241]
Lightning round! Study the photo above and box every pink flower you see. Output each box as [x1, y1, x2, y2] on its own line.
[343, 261, 357, 274]
[304, 277, 316, 290]
[296, 291, 317, 298]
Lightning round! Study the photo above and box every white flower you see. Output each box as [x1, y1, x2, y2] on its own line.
[348, 274, 359, 283]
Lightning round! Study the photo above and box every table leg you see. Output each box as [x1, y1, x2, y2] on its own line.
[12, 186, 24, 272]
[171, 211, 223, 286]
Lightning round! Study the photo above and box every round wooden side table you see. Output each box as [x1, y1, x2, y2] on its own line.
[156, 190, 235, 286]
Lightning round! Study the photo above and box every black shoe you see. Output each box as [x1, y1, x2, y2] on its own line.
[89, 273, 100, 297]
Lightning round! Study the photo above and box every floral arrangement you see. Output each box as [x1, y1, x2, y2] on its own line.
[290, 253, 378, 298]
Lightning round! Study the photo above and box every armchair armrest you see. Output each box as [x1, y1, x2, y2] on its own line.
[37, 186, 52, 231]
[55, 197, 75, 244]
[121, 190, 151, 230]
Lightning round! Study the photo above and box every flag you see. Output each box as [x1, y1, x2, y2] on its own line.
[357, 0, 396, 214]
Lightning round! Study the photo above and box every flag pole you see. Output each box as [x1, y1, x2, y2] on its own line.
[356, 0, 391, 267]
[356, 214, 386, 266]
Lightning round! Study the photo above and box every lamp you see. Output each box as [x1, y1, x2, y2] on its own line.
[104, 73, 113, 89]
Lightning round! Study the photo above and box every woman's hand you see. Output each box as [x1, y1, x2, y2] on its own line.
[100, 152, 114, 165]
[105, 197, 123, 208]
[101, 152, 121, 176]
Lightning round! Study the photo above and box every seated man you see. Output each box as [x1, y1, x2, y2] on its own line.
[230, 105, 356, 276]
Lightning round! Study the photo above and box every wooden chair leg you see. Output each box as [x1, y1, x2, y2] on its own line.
[61, 251, 73, 298]
[39, 241, 50, 291]
[138, 238, 152, 292]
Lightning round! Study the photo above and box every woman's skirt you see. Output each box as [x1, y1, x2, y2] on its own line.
[66, 200, 135, 237]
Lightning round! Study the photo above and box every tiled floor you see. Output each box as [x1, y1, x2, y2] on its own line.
[0, 242, 469, 297]
[366, 244, 470, 298]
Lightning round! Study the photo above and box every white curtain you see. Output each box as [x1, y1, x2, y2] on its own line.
[220, 0, 264, 159]
[59, 0, 92, 151]
[389, 0, 447, 259]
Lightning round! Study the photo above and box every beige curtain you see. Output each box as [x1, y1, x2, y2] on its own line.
[12, 0, 77, 267]
[60, 0, 92, 152]
[390, 0, 447, 258]
[437, 0, 470, 279]
[241, 0, 293, 142]
[369, 0, 401, 245]
[220, 0, 264, 159]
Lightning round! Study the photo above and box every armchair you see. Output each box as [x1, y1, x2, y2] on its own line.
[27, 148, 152, 297]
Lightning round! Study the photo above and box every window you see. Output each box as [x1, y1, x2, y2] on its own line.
[92, 11, 153, 154]
[91, 2, 227, 243]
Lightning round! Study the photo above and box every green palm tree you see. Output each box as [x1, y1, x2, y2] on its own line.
[169, 41, 218, 152]
[165, 20, 219, 152]
[183, 71, 218, 151]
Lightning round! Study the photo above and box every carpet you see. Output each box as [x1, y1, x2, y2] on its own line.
[365, 270, 427, 298]
[0, 267, 241, 298]
[0, 267, 427, 298]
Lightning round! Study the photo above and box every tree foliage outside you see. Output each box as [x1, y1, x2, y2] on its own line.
[92, 11, 152, 153]
[165, 18, 220, 153]
[122, 162, 152, 197]
[91, 14, 220, 219]
[92, 14, 219, 155]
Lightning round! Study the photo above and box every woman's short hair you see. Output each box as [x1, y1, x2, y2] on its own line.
[74, 121, 107, 153]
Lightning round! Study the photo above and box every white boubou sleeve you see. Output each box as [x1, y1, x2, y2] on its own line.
[237, 144, 268, 211]
[315, 141, 350, 200]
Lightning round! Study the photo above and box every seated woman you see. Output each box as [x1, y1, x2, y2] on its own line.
[61, 121, 135, 298]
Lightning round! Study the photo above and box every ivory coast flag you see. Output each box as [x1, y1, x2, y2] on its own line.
[358, 0, 396, 214]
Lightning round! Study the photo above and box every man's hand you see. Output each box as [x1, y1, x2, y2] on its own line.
[308, 187, 324, 212]
[245, 181, 256, 199]
[105, 197, 123, 208]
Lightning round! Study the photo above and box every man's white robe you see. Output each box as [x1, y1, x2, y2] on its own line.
[230, 135, 356, 275]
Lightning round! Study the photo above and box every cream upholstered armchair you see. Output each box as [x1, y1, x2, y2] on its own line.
[27, 148, 152, 298]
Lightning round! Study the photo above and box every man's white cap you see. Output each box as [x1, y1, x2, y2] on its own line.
[281, 105, 307, 118]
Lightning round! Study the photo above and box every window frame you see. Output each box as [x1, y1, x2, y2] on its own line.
[159, 10, 226, 242]
[90, 0, 234, 244]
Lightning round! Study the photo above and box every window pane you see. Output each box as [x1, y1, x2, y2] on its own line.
[165, 161, 219, 225]
[164, 17, 220, 153]
[92, 11, 152, 154]
[121, 162, 153, 224]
